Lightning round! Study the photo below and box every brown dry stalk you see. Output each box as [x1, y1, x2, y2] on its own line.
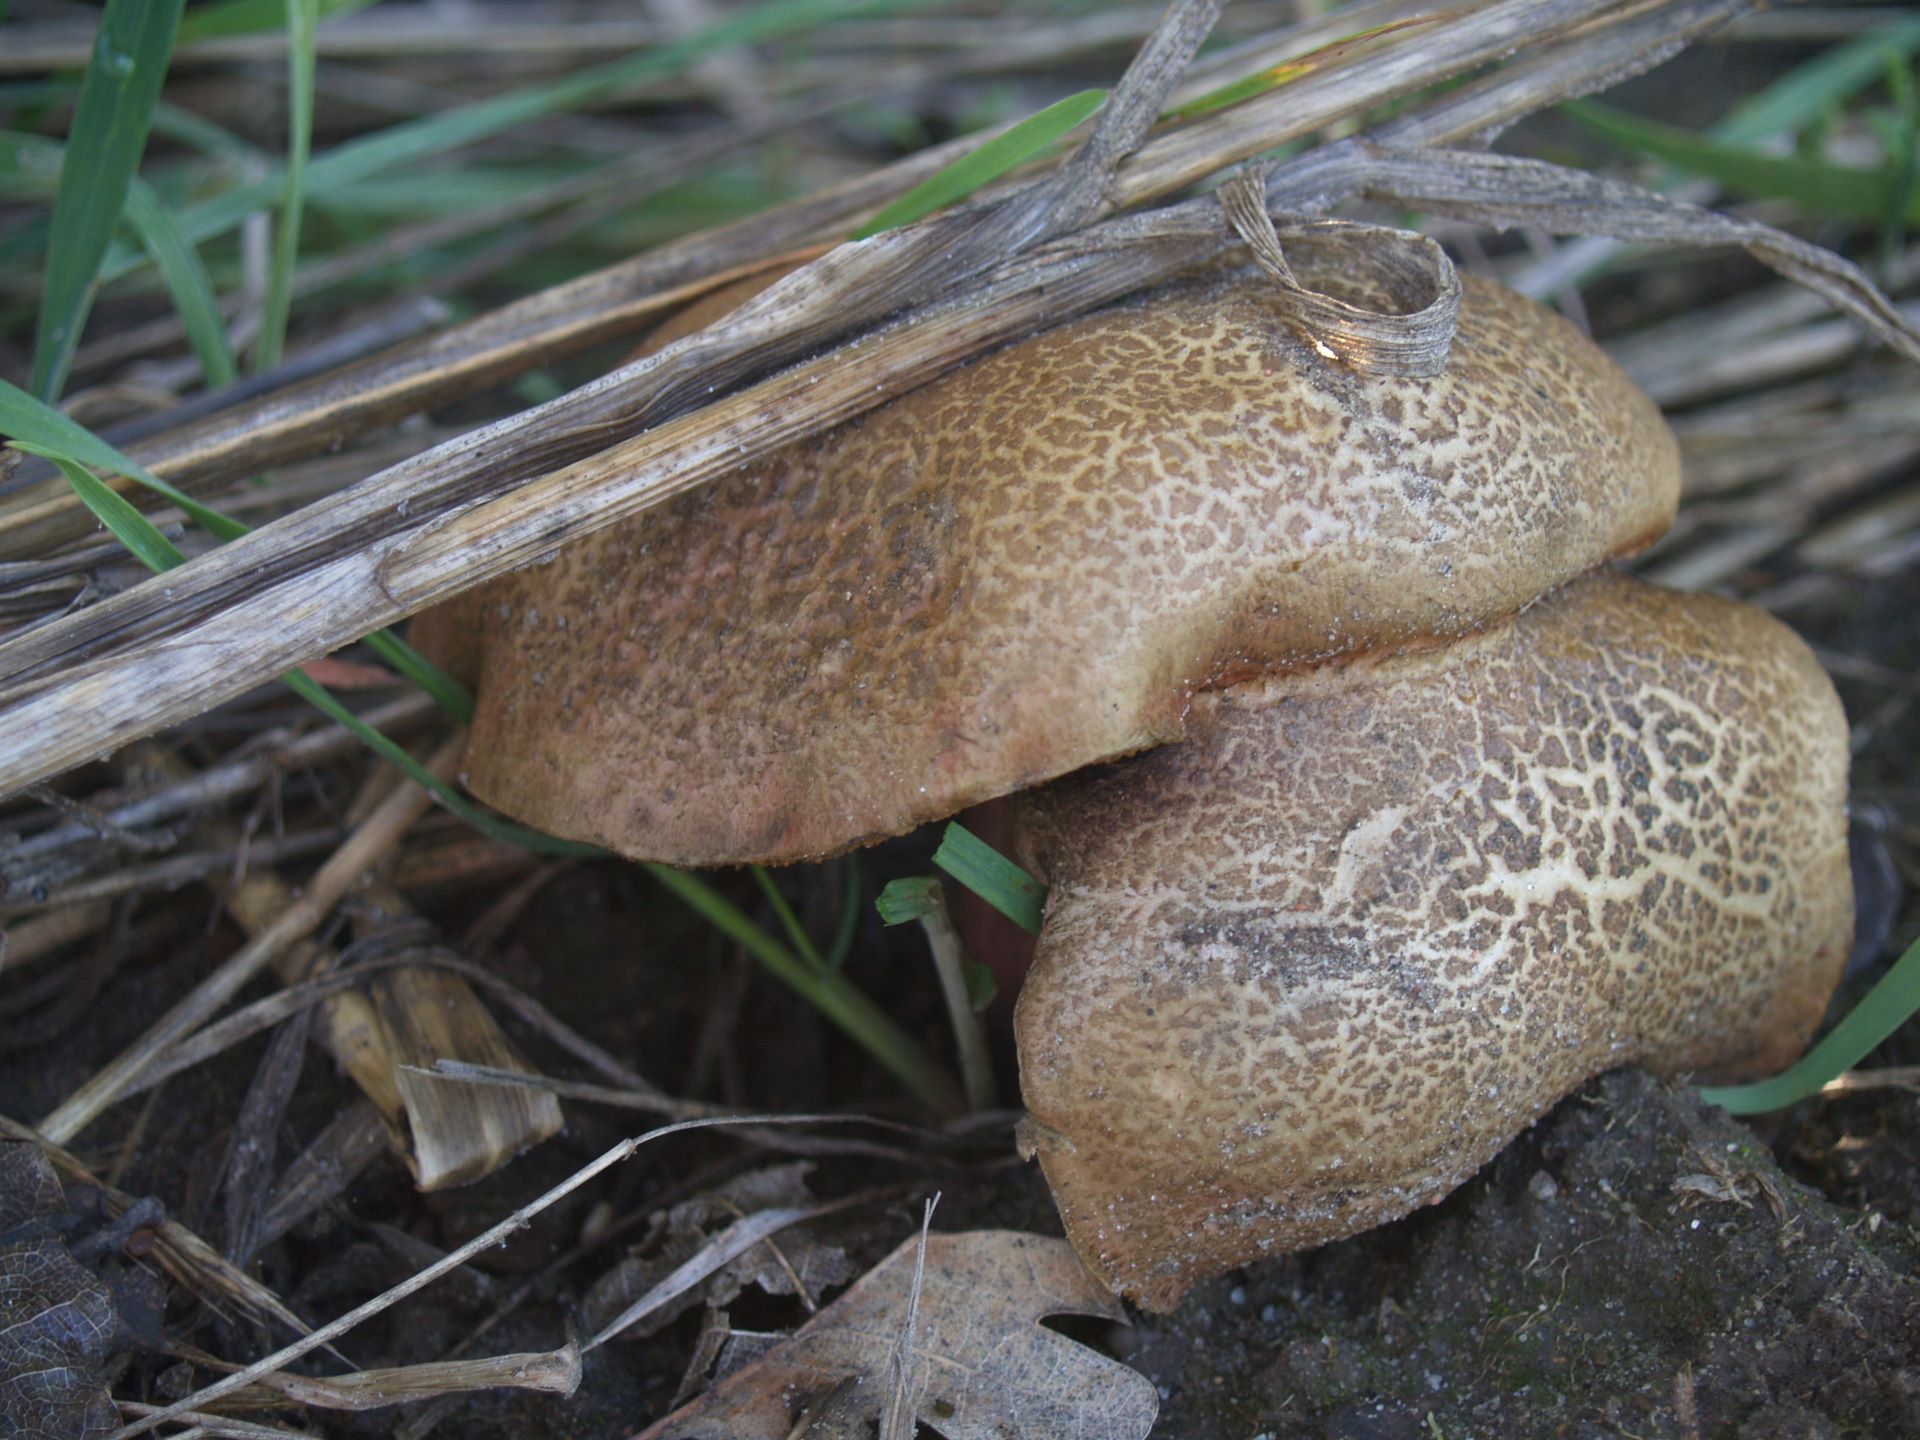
[0, 0, 1764, 795]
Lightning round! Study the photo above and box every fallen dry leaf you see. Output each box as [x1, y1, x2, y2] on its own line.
[0, 1145, 120, 1440]
[637, 1229, 1157, 1440]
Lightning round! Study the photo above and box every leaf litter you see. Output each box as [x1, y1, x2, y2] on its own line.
[637, 1229, 1157, 1440]
[0, 1144, 158, 1440]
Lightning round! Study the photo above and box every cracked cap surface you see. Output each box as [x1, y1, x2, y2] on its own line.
[1013, 569, 1852, 1310]
[425, 247, 1679, 863]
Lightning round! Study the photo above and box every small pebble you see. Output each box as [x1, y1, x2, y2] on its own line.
[1528, 1170, 1559, 1202]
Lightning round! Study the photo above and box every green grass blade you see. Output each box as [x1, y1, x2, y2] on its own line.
[280, 669, 589, 854]
[751, 865, 828, 972]
[1, 130, 234, 388]
[0, 381, 470, 721]
[14, 443, 191, 573]
[29, 0, 185, 400]
[824, 854, 862, 970]
[123, 178, 237, 388]
[876, 876, 942, 926]
[1715, 16, 1920, 145]
[852, 87, 1106, 238]
[0, 374, 243, 538]
[88, 0, 938, 286]
[1565, 101, 1920, 224]
[649, 865, 960, 1113]
[931, 822, 1046, 935]
[257, 0, 318, 374]
[153, 101, 272, 167]
[177, 0, 378, 45]
[1876, 54, 1919, 264]
[1701, 937, 1920, 1114]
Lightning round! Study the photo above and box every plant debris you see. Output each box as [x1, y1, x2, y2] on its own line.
[638, 1230, 1158, 1440]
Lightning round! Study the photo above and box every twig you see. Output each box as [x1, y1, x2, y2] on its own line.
[3, 690, 434, 866]
[584, 1189, 882, 1350]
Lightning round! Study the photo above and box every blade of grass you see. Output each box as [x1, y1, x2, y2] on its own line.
[125, 181, 238, 389]
[750, 865, 828, 973]
[1564, 100, 1920, 224]
[29, 0, 185, 401]
[650, 865, 959, 1113]
[2, 131, 235, 388]
[874, 877, 994, 1111]
[1536, 16, 1920, 292]
[1715, 16, 1920, 146]
[824, 854, 862, 971]
[75, 0, 938, 288]
[1701, 937, 1920, 1114]
[177, 0, 377, 46]
[1875, 53, 1918, 265]
[257, 0, 318, 374]
[0, 381, 467, 720]
[930, 822, 1045, 935]
[852, 88, 1106, 238]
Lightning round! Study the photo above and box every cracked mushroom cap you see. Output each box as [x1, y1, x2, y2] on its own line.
[1012, 568, 1853, 1311]
[429, 244, 1679, 864]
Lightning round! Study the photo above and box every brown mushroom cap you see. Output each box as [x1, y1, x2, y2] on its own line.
[437, 245, 1678, 864]
[1012, 568, 1853, 1311]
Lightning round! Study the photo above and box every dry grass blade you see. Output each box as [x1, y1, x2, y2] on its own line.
[584, 1191, 879, 1350]
[104, 1113, 887, 1440]
[246, 1345, 582, 1411]
[115, 1403, 320, 1439]
[1353, 147, 1920, 364]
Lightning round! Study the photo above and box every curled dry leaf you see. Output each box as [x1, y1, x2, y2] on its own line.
[637, 1230, 1156, 1440]
[0, 1145, 123, 1440]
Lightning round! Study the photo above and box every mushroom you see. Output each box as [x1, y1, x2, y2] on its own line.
[418, 240, 1849, 1307]
[1012, 567, 1852, 1309]
[420, 237, 1678, 866]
